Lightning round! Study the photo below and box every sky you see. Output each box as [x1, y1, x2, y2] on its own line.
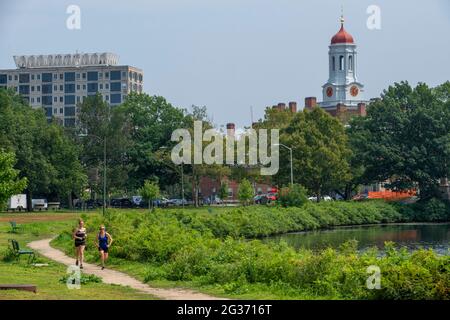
[0, 0, 449, 128]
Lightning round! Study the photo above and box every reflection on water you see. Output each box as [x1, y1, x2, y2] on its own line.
[264, 223, 450, 254]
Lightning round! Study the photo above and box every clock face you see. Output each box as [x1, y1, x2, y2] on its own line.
[326, 87, 333, 97]
[350, 85, 359, 97]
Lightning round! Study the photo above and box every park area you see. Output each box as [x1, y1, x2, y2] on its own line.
[0, 201, 449, 300]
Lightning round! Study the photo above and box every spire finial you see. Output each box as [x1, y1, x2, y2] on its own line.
[340, 5, 345, 26]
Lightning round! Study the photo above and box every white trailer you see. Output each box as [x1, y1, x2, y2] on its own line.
[7, 194, 27, 211]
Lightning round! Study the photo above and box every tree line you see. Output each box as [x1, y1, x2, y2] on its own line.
[0, 80, 449, 209]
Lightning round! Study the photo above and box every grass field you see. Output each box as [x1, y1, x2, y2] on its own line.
[0, 211, 156, 300]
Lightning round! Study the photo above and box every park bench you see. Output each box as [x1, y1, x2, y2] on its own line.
[8, 239, 35, 264]
[9, 221, 21, 233]
[0, 284, 37, 293]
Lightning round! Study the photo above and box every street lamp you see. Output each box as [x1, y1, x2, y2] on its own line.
[274, 143, 293, 186]
[80, 133, 107, 216]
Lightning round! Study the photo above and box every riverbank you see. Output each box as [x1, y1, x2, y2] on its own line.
[51, 201, 450, 299]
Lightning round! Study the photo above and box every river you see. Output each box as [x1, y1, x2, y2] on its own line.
[264, 223, 450, 254]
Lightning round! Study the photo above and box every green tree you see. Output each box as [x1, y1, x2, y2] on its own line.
[0, 89, 85, 209]
[349, 81, 450, 200]
[0, 151, 27, 208]
[238, 178, 254, 206]
[78, 93, 132, 198]
[282, 108, 352, 201]
[139, 180, 161, 210]
[278, 184, 308, 207]
[119, 93, 186, 190]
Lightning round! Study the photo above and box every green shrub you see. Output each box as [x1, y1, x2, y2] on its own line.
[53, 203, 450, 300]
[278, 184, 308, 208]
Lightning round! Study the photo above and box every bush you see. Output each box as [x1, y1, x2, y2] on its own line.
[52, 202, 450, 300]
[278, 184, 308, 208]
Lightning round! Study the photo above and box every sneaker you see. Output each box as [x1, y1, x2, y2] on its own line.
[80, 265, 83, 269]
[75, 260, 78, 266]
[101, 266, 105, 270]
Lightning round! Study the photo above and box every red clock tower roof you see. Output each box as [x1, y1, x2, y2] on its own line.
[331, 19, 354, 45]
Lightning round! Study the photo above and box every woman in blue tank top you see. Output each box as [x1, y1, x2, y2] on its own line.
[95, 225, 113, 270]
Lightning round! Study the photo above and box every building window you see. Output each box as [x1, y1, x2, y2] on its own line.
[42, 96, 52, 105]
[31, 86, 34, 92]
[8, 75, 12, 81]
[77, 84, 80, 90]
[42, 84, 52, 94]
[110, 93, 121, 104]
[65, 95, 75, 105]
[110, 70, 121, 81]
[110, 82, 121, 92]
[37, 74, 41, 80]
[31, 74, 35, 80]
[37, 97, 41, 103]
[99, 83, 103, 90]
[14, 75, 18, 81]
[31, 97, 34, 103]
[19, 85, 29, 95]
[0, 74, 6, 84]
[87, 82, 98, 93]
[105, 72, 109, 78]
[54, 85, 57, 91]
[349, 55, 353, 71]
[64, 106, 75, 116]
[54, 97, 57, 103]
[19, 74, 30, 83]
[60, 85, 63, 91]
[65, 72, 75, 82]
[83, 84, 86, 90]
[82, 73, 86, 79]
[332, 56, 335, 71]
[99, 72, 103, 79]
[105, 83, 109, 89]
[76, 73, 80, 79]
[53, 74, 58, 80]
[37, 85, 41, 92]
[77, 96, 81, 103]
[60, 107, 63, 114]
[87, 71, 98, 81]
[339, 55, 344, 70]
[42, 73, 52, 83]
[105, 95, 109, 101]
[60, 96, 63, 103]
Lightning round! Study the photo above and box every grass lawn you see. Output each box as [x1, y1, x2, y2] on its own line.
[0, 211, 156, 300]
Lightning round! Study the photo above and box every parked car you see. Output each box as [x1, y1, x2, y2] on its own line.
[352, 193, 369, 201]
[308, 195, 333, 202]
[169, 198, 188, 206]
[152, 198, 170, 208]
[110, 198, 133, 208]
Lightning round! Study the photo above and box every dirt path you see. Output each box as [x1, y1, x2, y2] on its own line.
[28, 238, 225, 300]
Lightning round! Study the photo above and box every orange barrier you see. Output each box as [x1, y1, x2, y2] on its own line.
[368, 190, 416, 200]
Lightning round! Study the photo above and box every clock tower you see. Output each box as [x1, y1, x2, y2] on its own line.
[320, 15, 365, 110]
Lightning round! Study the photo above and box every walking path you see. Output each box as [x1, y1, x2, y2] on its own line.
[28, 238, 225, 300]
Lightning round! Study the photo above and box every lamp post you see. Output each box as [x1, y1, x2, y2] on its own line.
[275, 143, 293, 186]
[80, 133, 107, 216]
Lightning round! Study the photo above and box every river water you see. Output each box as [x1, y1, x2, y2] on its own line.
[264, 223, 450, 254]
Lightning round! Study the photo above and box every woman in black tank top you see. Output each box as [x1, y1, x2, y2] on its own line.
[73, 219, 87, 269]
